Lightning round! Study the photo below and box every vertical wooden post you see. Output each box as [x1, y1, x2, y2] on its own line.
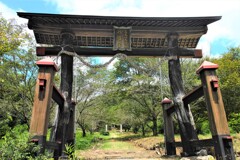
[65, 101, 76, 158]
[66, 101, 76, 144]
[197, 61, 235, 160]
[167, 33, 198, 156]
[30, 58, 58, 153]
[161, 98, 176, 155]
[54, 32, 74, 158]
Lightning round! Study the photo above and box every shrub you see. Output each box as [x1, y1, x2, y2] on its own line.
[0, 125, 50, 160]
[228, 113, 240, 133]
[200, 120, 210, 135]
[100, 131, 110, 136]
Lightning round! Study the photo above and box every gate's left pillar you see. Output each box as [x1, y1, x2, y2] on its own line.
[30, 58, 58, 153]
[161, 98, 176, 155]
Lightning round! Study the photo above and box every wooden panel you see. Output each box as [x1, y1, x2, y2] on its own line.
[30, 67, 55, 136]
[200, 70, 230, 135]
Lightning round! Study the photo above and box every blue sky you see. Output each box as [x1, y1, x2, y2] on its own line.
[1, 0, 240, 57]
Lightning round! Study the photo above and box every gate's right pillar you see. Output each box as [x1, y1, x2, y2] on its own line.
[197, 61, 235, 160]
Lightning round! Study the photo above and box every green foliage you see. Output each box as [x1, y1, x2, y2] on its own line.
[213, 47, 240, 115]
[0, 17, 24, 56]
[100, 131, 110, 136]
[228, 113, 240, 133]
[200, 120, 211, 135]
[75, 130, 108, 150]
[0, 114, 12, 137]
[0, 125, 50, 160]
[0, 16, 37, 129]
[64, 144, 78, 160]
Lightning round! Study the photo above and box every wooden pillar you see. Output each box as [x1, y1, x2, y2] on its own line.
[66, 101, 76, 144]
[197, 61, 235, 160]
[167, 33, 198, 156]
[161, 98, 176, 155]
[64, 101, 76, 158]
[54, 32, 74, 158]
[30, 58, 58, 153]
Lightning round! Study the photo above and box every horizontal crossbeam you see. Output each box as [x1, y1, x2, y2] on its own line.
[46, 141, 61, 150]
[52, 84, 64, 108]
[175, 139, 214, 148]
[182, 85, 203, 106]
[36, 46, 202, 58]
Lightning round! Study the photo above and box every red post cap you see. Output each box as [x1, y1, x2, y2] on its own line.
[161, 97, 172, 104]
[36, 57, 59, 71]
[196, 61, 218, 74]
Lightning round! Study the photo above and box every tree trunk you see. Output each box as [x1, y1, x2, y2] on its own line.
[80, 124, 86, 137]
[152, 116, 158, 136]
[141, 124, 145, 136]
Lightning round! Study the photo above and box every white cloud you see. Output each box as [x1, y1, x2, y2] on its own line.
[44, 0, 240, 56]
[0, 1, 28, 24]
[2, 0, 240, 57]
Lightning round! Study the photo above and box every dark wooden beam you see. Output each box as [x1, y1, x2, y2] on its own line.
[175, 139, 214, 148]
[52, 84, 64, 108]
[190, 139, 214, 147]
[167, 33, 199, 156]
[46, 141, 61, 150]
[162, 98, 176, 155]
[54, 36, 74, 158]
[36, 46, 202, 58]
[182, 85, 203, 107]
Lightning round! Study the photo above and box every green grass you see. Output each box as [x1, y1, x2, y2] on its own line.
[75, 129, 110, 150]
[99, 141, 137, 150]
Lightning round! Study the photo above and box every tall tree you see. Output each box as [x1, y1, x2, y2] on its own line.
[213, 47, 240, 115]
[113, 58, 170, 136]
[0, 16, 37, 132]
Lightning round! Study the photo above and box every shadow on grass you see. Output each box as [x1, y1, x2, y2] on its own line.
[112, 134, 150, 141]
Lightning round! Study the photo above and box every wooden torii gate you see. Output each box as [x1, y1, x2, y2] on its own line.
[18, 12, 234, 159]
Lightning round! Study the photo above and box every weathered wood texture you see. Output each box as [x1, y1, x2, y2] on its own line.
[54, 53, 73, 157]
[30, 63, 56, 136]
[197, 66, 229, 135]
[161, 98, 176, 155]
[197, 61, 235, 160]
[66, 101, 76, 145]
[167, 33, 198, 156]
[36, 46, 202, 58]
[182, 85, 203, 108]
[17, 12, 221, 50]
[52, 84, 65, 107]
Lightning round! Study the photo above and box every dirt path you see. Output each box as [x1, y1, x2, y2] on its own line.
[77, 139, 162, 159]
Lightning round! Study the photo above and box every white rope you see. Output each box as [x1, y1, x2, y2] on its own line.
[55, 45, 178, 75]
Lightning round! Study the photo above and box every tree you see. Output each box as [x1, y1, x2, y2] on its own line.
[112, 58, 170, 136]
[0, 16, 37, 133]
[75, 67, 112, 137]
[213, 47, 240, 115]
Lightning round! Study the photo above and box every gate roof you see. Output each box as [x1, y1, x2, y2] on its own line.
[18, 12, 221, 49]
